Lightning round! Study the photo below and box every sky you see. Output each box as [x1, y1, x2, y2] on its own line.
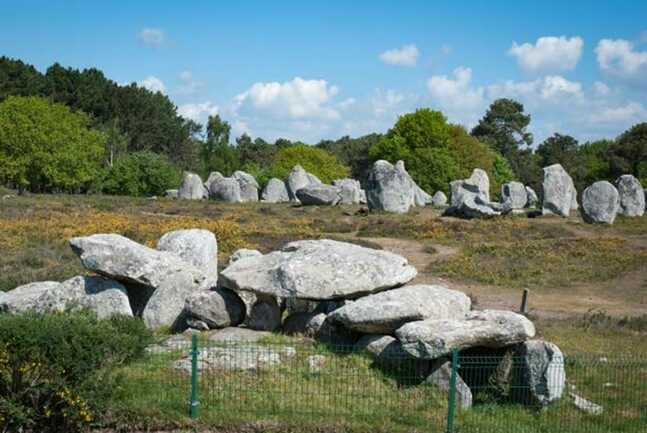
[1, 0, 647, 145]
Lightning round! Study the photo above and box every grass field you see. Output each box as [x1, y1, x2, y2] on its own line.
[2, 193, 647, 432]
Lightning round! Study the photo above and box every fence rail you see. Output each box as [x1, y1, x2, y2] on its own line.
[118, 334, 647, 432]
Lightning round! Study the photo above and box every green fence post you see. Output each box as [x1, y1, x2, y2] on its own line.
[446, 349, 459, 433]
[190, 334, 199, 419]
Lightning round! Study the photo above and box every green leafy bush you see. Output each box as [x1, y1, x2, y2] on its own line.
[269, 143, 350, 184]
[0, 310, 152, 432]
[100, 151, 181, 196]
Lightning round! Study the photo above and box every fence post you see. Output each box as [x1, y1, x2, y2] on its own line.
[446, 349, 459, 433]
[520, 288, 529, 315]
[189, 334, 199, 419]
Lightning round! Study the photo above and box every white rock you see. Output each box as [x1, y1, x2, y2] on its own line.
[157, 229, 218, 285]
[296, 185, 341, 205]
[333, 178, 363, 205]
[513, 340, 565, 406]
[232, 170, 260, 202]
[450, 169, 490, 207]
[366, 160, 415, 214]
[582, 181, 620, 224]
[178, 172, 208, 200]
[432, 191, 448, 207]
[261, 178, 290, 203]
[208, 177, 242, 203]
[501, 181, 528, 209]
[616, 175, 645, 217]
[542, 164, 577, 217]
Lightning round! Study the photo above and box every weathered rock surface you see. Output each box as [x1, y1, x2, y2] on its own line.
[236, 290, 282, 331]
[333, 178, 362, 205]
[329, 285, 471, 334]
[184, 288, 245, 329]
[525, 186, 539, 208]
[512, 340, 565, 406]
[261, 178, 290, 203]
[220, 239, 417, 300]
[366, 160, 415, 214]
[227, 248, 263, 265]
[178, 172, 208, 200]
[174, 344, 296, 372]
[296, 185, 341, 206]
[432, 191, 448, 207]
[542, 164, 577, 217]
[208, 327, 272, 343]
[616, 175, 645, 217]
[571, 392, 603, 415]
[233, 170, 260, 202]
[287, 165, 321, 200]
[69, 234, 205, 329]
[450, 169, 490, 207]
[0, 277, 132, 318]
[282, 311, 328, 337]
[157, 229, 218, 284]
[355, 334, 411, 362]
[425, 359, 472, 409]
[396, 310, 536, 359]
[582, 181, 620, 224]
[208, 177, 242, 203]
[204, 172, 225, 192]
[501, 181, 528, 209]
[413, 185, 433, 207]
[165, 189, 178, 198]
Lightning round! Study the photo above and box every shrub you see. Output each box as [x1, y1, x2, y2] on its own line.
[269, 143, 350, 184]
[100, 151, 181, 196]
[0, 310, 152, 432]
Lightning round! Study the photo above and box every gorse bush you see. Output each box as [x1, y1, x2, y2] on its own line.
[0, 310, 153, 432]
[269, 143, 350, 184]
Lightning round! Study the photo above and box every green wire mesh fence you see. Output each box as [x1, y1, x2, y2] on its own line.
[118, 334, 647, 433]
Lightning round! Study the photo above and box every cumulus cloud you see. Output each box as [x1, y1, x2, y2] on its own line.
[138, 28, 165, 47]
[426, 67, 485, 126]
[595, 38, 647, 82]
[371, 89, 407, 117]
[234, 77, 340, 121]
[137, 76, 166, 93]
[588, 102, 647, 124]
[379, 44, 419, 67]
[176, 70, 203, 95]
[338, 97, 356, 109]
[178, 101, 219, 122]
[508, 36, 583, 72]
[487, 75, 582, 102]
[593, 81, 611, 96]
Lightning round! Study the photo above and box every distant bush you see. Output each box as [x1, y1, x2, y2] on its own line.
[0, 310, 152, 432]
[269, 143, 350, 184]
[100, 151, 181, 196]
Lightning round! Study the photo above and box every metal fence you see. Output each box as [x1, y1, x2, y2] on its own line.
[120, 335, 647, 432]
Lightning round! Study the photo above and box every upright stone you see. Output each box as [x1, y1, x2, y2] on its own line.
[233, 170, 260, 202]
[209, 177, 242, 203]
[525, 186, 539, 208]
[157, 229, 218, 285]
[450, 169, 490, 207]
[366, 160, 415, 214]
[287, 165, 312, 200]
[204, 172, 225, 192]
[261, 178, 290, 203]
[178, 172, 208, 200]
[581, 181, 620, 224]
[432, 191, 448, 207]
[615, 175, 645, 217]
[333, 178, 362, 205]
[512, 340, 565, 407]
[184, 288, 245, 329]
[542, 164, 576, 217]
[296, 185, 341, 205]
[501, 181, 528, 209]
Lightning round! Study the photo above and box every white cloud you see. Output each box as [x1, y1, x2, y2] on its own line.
[138, 28, 165, 47]
[338, 97, 356, 109]
[427, 66, 485, 110]
[595, 38, 647, 81]
[508, 36, 583, 72]
[137, 76, 166, 94]
[487, 75, 582, 102]
[593, 81, 611, 96]
[178, 101, 219, 122]
[379, 44, 419, 67]
[589, 102, 647, 124]
[441, 44, 452, 55]
[371, 89, 406, 117]
[234, 77, 340, 121]
[176, 70, 203, 95]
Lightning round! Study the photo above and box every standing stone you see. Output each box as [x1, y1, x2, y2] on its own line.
[396, 310, 536, 359]
[542, 164, 576, 217]
[615, 175, 645, 217]
[581, 181, 620, 224]
[69, 234, 206, 329]
[204, 172, 225, 192]
[525, 186, 539, 208]
[178, 172, 208, 200]
[512, 340, 565, 407]
[366, 160, 415, 214]
[157, 229, 218, 285]
[450, 169, 490, 207]
[261, 178, 290, 203]
[287, 165, 312, 200]
[333, 178, 362, 205]
[501, 181, 528, 209]
[209, 177, 242, 203]
[425, 359, 473, 409]
[413, 184, 433, 207]
[233, 171, 260, 202]
[432, 191, 448, 207]
[329, 285, 471, 334]
[184, 288, 245, 329]
[296, 185, 341, 206]
[220, 239, 417, 300]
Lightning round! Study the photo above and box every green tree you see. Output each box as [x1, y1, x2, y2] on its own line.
[201, 115, 240, 175]
[317, 133, 382, 184]
[100, 151, 181, 196]
[270, 143, 350, 183]
[471, 98, 533, 156]
[0, 96, 104, 193]
[578, 139, 611, 186]
[609, 123, 647, 183]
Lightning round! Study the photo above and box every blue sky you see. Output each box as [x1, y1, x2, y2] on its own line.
[2, 0, 647, 144]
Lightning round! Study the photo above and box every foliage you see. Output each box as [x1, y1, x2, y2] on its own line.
[100, 151, 181, 196]
[317, 133, 382, 184]
[609, 122, 647, 184]
[0, 96, 105, 193]
[490, 154, 516, 196]
[270, 143, 350, 183]
[0, 311, 152, 433]
[471, 98, 533, 156]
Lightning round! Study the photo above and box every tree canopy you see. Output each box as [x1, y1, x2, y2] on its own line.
[269, 144, 350, 184]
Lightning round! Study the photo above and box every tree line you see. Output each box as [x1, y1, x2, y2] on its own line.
[0, 56, 645, 197]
